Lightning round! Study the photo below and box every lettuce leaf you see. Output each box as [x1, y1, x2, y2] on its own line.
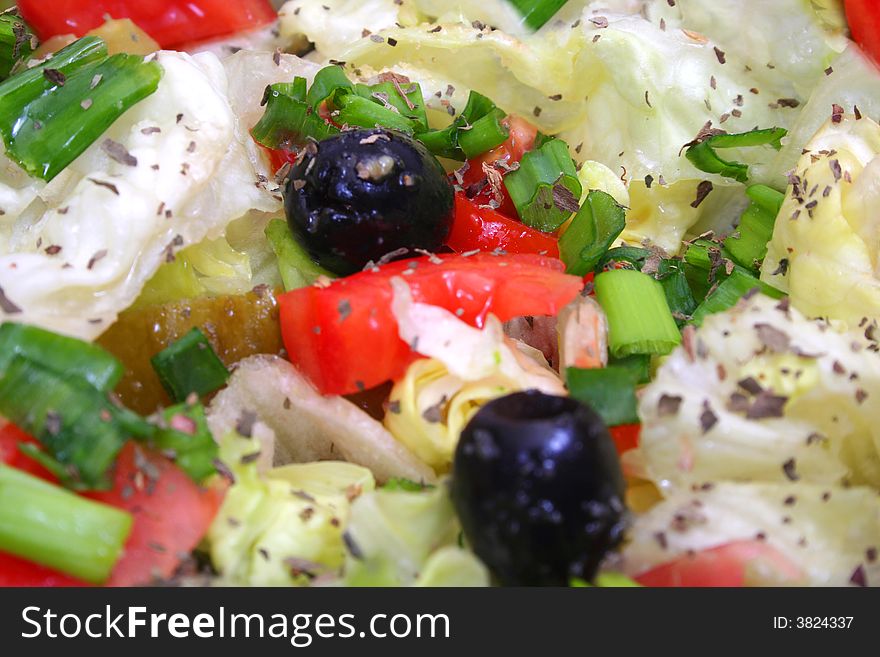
[638, 293, 880, 491]
[655, 0, 843, 99]
[0, 51, 278, 339]
[761, 115, 880, 326]
[758, 45, 880, 189]
[342, 483, 489, 586]
[208, 431, 376, 586]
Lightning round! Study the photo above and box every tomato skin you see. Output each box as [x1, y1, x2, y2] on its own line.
[635, 540, 801, 587]
[0, 422, 58, 483]
[279, 253, 583, 395]
[474, 115, 538, 174]
[86, 443, 224, 587]
[0, 551, 89, 587]
[608, 423, 640, 454]
[263, 145, 299, 174]
[447, 193, 560, 257]
[846, 0, 880, 64]
[458, 116, 538, 218]
[18, 0, 277, 49]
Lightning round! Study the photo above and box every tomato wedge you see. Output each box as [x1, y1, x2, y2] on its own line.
[458, 116, 538, 218]
[18, 0, 277, 49]
[447, 193, 560, 257]
[279, 253, 583, 395]
[846, 1, 880, 65]
[635, 540, 802, 587]
[86, 443, 225, 587]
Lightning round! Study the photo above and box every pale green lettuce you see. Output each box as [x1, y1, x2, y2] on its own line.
[761, 115, 880, 326]
[759, 45, 880, 189]
[342, 483, 489, 586]
[278, 0, 597, 48]
[654, 0, 844, 99]
[133, 211, 282, 307]
[208, 431, 376, 586]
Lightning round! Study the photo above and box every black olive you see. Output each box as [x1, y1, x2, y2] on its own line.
[450, 391, 627, 586]
[284, 129, 454, 275]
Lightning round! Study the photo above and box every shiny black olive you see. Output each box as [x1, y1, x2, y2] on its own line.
[450, 390, 627, 586]
[284, 128, 454, 275]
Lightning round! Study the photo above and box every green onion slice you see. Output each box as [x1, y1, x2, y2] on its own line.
[682, 238, 741, 300]
[0, 36, 105, 110]
[0, 322, 123, 392]
[594, 269, 681, 358]
[504, 138, 582, 231]
[459, 90, 497, 124]
[332, 88, 417, 134]
[458, 107, 509, 159]
[306, 64, 353, 108]
[685, 127, 787, 183]
[150, 327, 230, 403]
[690, 268, 785, 326]
[417, 90, 503, 161]
[359, 79, 429, 131]
[507, 0, 570, 30]
[416, 124, 462, 160]
[252, 80, 339, 150]
[656, 258, 697, 325]
[559, 189, 625, 275]
[683, 236, 784, 314]
[0, 9, 36, 80]
[566, 366, 639, 426]
[0, 357, 129, 489]
[723, 184, 784, 272]
[0, 464, 132, 583]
